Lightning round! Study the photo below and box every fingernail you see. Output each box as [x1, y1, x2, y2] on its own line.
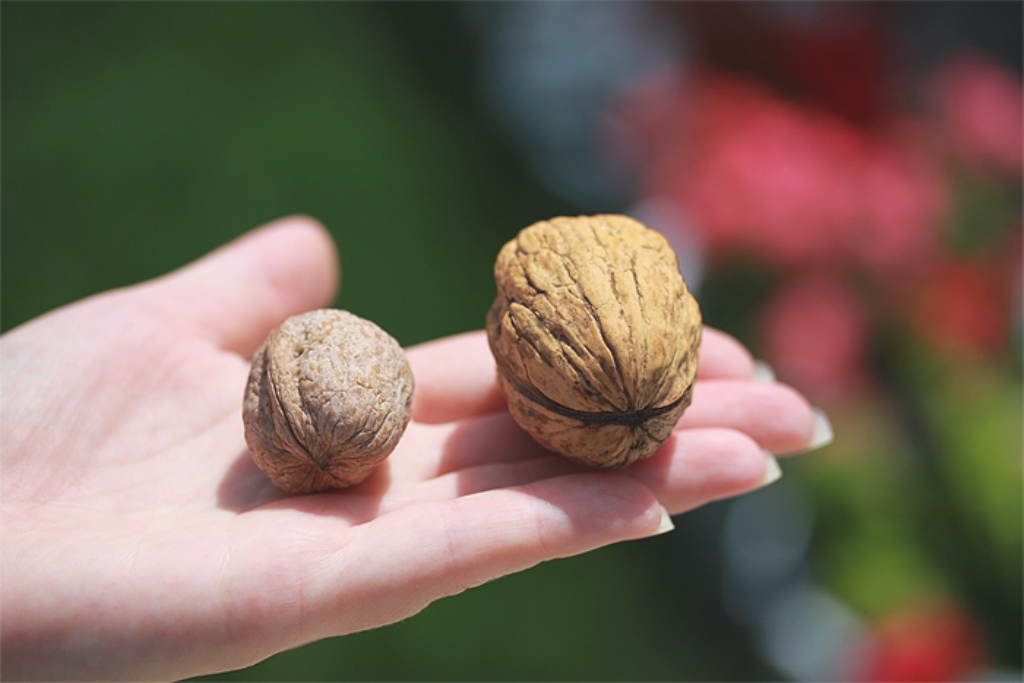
[752, 360, 776, 383]
[651, 505, 675, 536]
[806, 408, 834, 451]
[759, 452, 783, 487]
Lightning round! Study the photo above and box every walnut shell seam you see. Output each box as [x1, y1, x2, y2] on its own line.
[500, 370, 695, 429]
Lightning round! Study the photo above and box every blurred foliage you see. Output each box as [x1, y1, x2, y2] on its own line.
[796, 350, 1023, 666]
[2, 2, 567, 346]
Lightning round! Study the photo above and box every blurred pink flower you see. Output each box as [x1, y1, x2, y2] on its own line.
[855, 126, 946, 276]
[861, 601, 986, 682]
[758, 273, 870, 402]
[912, 255, 1012, 356]
[650, 75, 861, 268]
[641, 72, 944, 274]
[931, 53, 1023, 175]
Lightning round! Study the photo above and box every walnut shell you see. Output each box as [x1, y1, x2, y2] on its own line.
[242, 309, 413, 494]
[486, 215, 702, 468]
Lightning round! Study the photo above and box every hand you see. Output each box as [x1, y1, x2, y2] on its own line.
[0, 216, 827, 681]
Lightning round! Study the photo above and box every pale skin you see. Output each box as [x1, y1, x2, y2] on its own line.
[1, 216, 823, 681]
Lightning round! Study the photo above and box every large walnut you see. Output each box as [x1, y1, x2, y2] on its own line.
[243, 309, 413, 494]
[486, 215, 702, 468]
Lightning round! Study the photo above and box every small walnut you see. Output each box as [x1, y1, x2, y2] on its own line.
[242, 309, 413, 494]
[486, 215, 702, 468]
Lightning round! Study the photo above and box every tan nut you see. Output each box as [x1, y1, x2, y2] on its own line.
[243, 309, 413, 494]
[486, 215, 702, 468]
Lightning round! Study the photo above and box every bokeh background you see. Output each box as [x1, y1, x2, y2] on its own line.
[3, 2, 1021, 681]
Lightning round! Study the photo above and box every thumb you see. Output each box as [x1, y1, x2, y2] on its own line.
[148, 216, 340, 357]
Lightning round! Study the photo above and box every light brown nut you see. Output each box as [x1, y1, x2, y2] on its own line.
[242, 309, 413, 494]
[486, 215, 702, 468]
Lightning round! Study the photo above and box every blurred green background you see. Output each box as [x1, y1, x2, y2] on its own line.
[3, 3, 756, 681]
[2, 2, 569, 344]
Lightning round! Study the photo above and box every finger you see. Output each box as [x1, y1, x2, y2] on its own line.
[407, 331, 505, 424]
[400, 375, 813, 483]
[397, 377, 814, 485]
[302, 473, 666, 638]
[372, 455, 582, 516]
[401, 427, 778, 517]
[626, 428, 778, 514]
[676, 380, 817, 454]
[429, 411, 548, 477]
[145, 216, 340, 357]
[697, 328, 756, 379]
[373, 413, 548, 487]
[407, 327, 757, 425]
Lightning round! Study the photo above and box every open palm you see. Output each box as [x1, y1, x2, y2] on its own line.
[1, 217, 824, 681]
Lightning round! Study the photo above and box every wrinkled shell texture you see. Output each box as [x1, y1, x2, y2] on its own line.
[243, 309, 413, 494]
[486, 215, 702, 468]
